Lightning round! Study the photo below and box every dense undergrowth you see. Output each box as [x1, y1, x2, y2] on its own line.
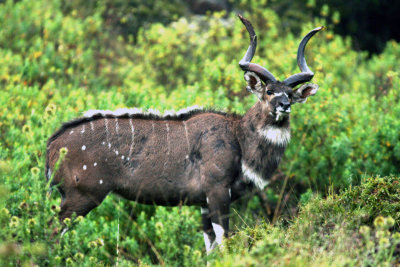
[0, 0, 400, 265]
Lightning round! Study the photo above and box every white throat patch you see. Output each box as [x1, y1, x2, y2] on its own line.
[242, 162, 269, 190]
[259, 126, 290, 146]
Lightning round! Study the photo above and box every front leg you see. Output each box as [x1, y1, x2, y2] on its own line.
[206, 187, 230, 249]
[201, 207, 216, 254]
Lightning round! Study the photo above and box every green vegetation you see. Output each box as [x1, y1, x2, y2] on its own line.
[0, 0, 399, 265]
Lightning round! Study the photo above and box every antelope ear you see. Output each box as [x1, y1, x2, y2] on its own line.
[244, 71, 264, 100]
[292, 83, 319, 104]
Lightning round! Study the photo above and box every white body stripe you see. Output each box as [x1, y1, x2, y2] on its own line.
[259, 126, 290, 146]
[242, 162, 269, 190]
[129, 119, 135, 157]
[115, 118, 119, 135]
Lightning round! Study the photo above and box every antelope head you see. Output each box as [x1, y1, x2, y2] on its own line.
[238, 14, 323, 122]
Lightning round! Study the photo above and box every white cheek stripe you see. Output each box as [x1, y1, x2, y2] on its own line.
[259, 126, 290, 146]
[242, 162, 269, 190]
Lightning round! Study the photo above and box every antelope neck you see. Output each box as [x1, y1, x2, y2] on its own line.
[238, 102, 290, 189]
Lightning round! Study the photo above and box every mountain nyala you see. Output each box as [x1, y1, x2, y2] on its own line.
[46, 15, 323, 252]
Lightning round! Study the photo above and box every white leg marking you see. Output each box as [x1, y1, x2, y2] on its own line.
[183, 121, 190, 153]
[212, 223, 225, 246]
[83, 165, 87, 170]
[90, 121, 94, 131]
[242, 162, 269, 190]
[229, 188, 231, 198]
[201, 207, 209, 214]
[258, 126, 290, 146]
[203, 232, 213, 254]
[206, 197, 209, 204]
[81, 145, 86, 151]
[47, 168, 52, 180]
[129, 119, 135, 157]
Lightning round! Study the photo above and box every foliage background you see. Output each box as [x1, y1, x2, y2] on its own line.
[0, 0, 400, 265]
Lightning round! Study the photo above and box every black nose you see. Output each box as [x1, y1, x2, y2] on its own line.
[280, 102, 291, 110]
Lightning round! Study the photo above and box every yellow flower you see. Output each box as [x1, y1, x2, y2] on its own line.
[31, 167, 40, 176]
[374, 216, 385, 228]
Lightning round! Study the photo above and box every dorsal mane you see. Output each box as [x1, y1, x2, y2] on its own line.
[47, 106, 240, 148]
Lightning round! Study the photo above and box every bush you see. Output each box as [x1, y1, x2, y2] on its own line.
[1, 0, 399, 265]
[215, 176, 400, 266]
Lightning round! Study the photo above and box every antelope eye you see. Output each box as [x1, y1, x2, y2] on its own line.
[266, 90, 273, 95]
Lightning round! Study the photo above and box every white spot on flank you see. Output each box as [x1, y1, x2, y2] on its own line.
[102, 141, 105, 145]
[94, 162, 97, 166]
[185, 155, 189, 159]
[121, 155, 125, 160]
[200, 207, 209, 214]
[212, 223, 225, 247]
[90, 121, 94, 131]
[115, 150, 119, 155]
[99, 179, 103, 184]
[242, 162, 269, 190]
[259, 126, 290, 146]
[83, 165, 87, 170]
[69, 130, 74, 134]
[127, 157, 130, 161]
[80, 125, 85, 134]
[229, 188, 232, 198]
[108, 143, 111, 149]
[81, 145, 86, 151]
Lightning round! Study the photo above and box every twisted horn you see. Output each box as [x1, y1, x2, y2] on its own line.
[238, 14, 277, 83]
[283, 26, 324, 87]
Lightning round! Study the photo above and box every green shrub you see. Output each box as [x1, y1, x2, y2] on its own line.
[1, 0, 400, 265]
[215, 176, 400, 266]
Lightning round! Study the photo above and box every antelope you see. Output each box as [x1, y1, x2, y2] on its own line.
[45, 15, 323, 253]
